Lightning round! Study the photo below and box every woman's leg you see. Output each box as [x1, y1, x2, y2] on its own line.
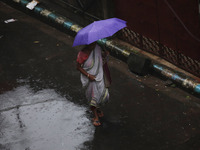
[90, 106, 101, 126]
[97, 108, 104, 117]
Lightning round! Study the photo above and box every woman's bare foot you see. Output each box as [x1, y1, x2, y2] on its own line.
[90, 106, 101, 126]
[93, 118, 101, 126]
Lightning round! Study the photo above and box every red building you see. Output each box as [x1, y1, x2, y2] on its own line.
[114, 0, 200, 77]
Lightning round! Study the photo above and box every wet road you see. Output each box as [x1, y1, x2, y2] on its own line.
[0, 85, 94, 150]
[1, 2, 200, 150]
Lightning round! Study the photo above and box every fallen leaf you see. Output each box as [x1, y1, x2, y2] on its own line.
[34, 41, 39, 43]
[186, 96, 190, 99]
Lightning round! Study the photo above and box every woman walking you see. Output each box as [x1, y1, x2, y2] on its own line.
[76, 42, 111, 126]
[73, 18, 126, 126]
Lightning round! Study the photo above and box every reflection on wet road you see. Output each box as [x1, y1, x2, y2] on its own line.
[0, 85, 94, 150]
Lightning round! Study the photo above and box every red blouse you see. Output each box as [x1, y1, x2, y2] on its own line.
[76, 51, 89, 64]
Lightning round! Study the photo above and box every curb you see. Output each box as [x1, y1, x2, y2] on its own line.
[5, 0, 200, 96]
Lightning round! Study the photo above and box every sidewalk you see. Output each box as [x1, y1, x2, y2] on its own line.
[1, 1, 200, 150]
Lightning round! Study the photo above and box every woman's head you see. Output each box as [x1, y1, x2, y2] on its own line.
[82, 42, 96, 52]
[88, 42, 96, 48]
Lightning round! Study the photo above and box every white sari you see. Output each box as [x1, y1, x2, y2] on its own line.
[81, 44, 109, 108]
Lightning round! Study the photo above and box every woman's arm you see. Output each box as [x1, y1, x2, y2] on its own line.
[76, 63, 96, 81]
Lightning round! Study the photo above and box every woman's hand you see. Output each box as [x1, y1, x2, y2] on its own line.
[88, 74, 96, 81]
[77, 63, 96, 81]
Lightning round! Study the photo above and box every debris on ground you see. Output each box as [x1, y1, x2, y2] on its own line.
[4, 19, 17, 23]
[26, 0, 39, 10]
[34, 41, 40, 43]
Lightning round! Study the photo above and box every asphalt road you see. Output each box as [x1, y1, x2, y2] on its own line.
[0, 2, 200, 150]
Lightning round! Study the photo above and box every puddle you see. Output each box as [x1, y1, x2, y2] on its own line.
[0, 85, 95, 150]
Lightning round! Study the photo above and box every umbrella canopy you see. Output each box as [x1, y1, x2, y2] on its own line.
[72, 18, 127, 47]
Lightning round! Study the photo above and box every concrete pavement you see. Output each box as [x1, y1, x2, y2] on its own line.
[1, 2, 200, 150]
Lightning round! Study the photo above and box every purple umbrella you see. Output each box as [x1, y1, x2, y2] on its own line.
[72, 18, 127, 47]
